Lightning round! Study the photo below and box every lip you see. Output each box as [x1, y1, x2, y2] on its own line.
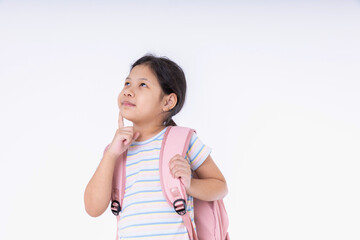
[122, 101, 136, 107]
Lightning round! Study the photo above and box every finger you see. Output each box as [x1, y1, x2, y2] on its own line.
[118, 126, 135, 133]
[132, 132, 140, 142]
[170, 162, 191, 176]
[169, 154, 184, 164]
[118, 111, 124, 128]
[170, 162, 189, 173]
[123, 133, 137, 146]
[116, 129, 133, 138]
[169, 155, 189, 168]
[120, 132, 133, 142]
[120, 131, 139, 146]
[173, 169, 190, 179]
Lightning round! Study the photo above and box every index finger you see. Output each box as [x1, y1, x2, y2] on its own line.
[118, 111, 124, 128]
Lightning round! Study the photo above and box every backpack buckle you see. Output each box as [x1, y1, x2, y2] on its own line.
[111, 200, 121, 216]
[173, 199, 187, 215]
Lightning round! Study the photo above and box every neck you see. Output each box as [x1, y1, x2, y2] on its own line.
[132, 122, 166, 142]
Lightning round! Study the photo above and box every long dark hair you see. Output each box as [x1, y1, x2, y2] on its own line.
[130, 54, 187, 126]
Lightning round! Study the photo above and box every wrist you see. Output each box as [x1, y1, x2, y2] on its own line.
[185, 178, 197, 196]
[104, 150, 121, 161]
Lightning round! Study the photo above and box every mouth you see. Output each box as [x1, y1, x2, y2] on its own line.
[122, 101, 136, 107]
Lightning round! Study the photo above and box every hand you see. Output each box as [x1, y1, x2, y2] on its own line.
[107, 111, 140, 157]
[169, 154, 192, 190]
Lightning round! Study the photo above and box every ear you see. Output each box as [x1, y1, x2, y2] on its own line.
[162, 93, 177, 112]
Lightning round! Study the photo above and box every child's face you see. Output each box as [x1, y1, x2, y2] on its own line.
[118, 64, 166, 125]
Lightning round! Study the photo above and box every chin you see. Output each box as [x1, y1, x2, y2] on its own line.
[120, 109, 135, 122]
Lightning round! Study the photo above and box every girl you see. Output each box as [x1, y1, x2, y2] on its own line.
[84, 54, 228, 239]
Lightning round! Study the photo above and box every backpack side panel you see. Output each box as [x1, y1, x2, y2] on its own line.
[192, 165, 230, 240]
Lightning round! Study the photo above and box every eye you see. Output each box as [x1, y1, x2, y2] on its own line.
[140, 83, 147, 87]
[124, 81, 130, 86]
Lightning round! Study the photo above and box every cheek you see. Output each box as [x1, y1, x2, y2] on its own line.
[117, 93, 122, 109]
[140, 96, 163, 114]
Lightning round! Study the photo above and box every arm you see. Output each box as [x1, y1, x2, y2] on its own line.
[84, 111, 139, 217]
[169, 154, 228, 201]
[84, 151, 118, 217]
[188, 155, 228, 201]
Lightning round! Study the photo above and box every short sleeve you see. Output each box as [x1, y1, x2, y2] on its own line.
[186, 132, 212, 171]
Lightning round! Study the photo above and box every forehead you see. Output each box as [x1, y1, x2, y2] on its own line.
[127, 64, 158, 83]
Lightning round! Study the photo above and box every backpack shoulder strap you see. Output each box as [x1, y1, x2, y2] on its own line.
[159, 126, 194, 212]
[159, 126, 198, 240]
[104, 145, 127, 240]
[109, 147, 127, 216]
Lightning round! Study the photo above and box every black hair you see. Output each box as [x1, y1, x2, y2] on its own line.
[130, 54, 187, 126]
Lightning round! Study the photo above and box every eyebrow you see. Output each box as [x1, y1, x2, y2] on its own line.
[125, 77, 150, 82]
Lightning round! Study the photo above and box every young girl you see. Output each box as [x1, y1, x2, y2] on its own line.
[84, 54, 228, 240]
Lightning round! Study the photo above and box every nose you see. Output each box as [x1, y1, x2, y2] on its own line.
[123, 88, 134, 97]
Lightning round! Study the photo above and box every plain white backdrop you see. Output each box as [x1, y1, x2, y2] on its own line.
[1, 0, 359, 239]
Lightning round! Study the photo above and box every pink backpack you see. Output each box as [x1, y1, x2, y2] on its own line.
[107, 126, 230, 240]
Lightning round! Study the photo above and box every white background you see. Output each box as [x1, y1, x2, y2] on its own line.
[1, 0, 360, 239]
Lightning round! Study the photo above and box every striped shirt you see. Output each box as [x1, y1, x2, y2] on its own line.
[116, 127, 212, 240]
